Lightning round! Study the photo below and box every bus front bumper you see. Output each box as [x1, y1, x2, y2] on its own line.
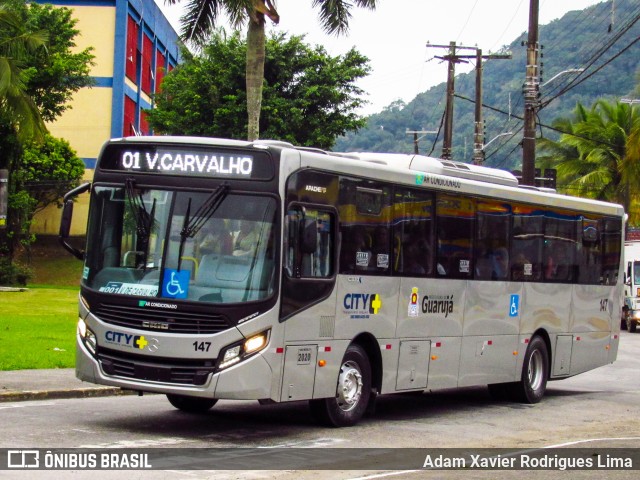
[76, 335, 274, 400]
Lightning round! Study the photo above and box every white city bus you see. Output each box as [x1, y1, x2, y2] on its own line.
[60, 137, 624, 427]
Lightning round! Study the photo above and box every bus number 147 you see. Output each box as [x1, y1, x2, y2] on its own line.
[193, 341, 211, 352]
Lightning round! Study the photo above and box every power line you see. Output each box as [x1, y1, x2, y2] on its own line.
[539, 5, 640, 107]
[540, 28, 640, 108]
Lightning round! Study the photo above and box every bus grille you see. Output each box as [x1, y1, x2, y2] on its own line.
[97, 348, 216, 386]
[94, 303, 229, 334]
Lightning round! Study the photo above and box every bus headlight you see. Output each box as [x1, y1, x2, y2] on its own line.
[77, 318, 97, 355]
[217, 330, 270, 370]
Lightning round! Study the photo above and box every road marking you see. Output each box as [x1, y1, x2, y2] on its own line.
[544, 436, 640, 447]
[350, 471, 421, 480]
[79, 437, 194, 448]
[0, 402, 57, 410]
[264, 438, 347, 448]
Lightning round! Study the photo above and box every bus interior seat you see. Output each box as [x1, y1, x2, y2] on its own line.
[187, 252, 274, 302]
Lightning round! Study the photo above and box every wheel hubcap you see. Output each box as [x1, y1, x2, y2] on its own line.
[528, 350, 544, 391]
[336, 360, 362, 412]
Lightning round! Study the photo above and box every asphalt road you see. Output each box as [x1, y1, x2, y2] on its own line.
[1, 331, 640, 480]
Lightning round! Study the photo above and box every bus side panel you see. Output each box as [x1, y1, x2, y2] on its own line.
[333, 276, 398, 341]
[463, 281, 521, 336]
[457, 280, 521, 386]
[520, 283, 572, 335]
[569, 284, 619, 375]
[426, 336, 462, 390]
[457, 334, 520, 387]
[280, 286, 339, 342]
[569, 331, 611, 376]
[571, 284, 614, 334]
[396, 278, 464, 338]
[395, 278, 465, 391]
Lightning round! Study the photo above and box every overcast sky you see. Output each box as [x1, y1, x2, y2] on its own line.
[156, 0, 606, 115]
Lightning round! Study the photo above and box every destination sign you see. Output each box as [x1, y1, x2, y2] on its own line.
[99, 144, 274, 180]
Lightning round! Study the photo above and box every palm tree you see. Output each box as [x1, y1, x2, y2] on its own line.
[0, 4, 48, 142]
[166, 0, 378, 141]
[538, 100, 640, 223]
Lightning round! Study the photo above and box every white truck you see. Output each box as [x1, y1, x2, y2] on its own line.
[623, 240, 640, 332]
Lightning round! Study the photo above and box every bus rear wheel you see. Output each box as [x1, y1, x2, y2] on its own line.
[309, 344, 371, 427]
[166, 394, 218, 413]
[511, 335, 549, 403]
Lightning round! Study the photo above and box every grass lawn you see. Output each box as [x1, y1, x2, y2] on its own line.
[0, 238, 83, 370]
[0, 287, 78, 370]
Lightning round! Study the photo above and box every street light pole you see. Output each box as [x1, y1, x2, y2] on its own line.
[406, 129, 437, 154]
[483, 132, 513, 150]
[540, 68, 584, 87]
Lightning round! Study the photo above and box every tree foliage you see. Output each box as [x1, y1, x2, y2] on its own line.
[18, 134, 85, 214]
[538, 100, 640, 223]
[0, 2, 48, 142]
[13, 0, 95, 122]
[167, 0, 377, 140]
[147, 30, 370, 149]
[0, 0, 93, 264]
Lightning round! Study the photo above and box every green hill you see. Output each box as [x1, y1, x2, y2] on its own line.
[335, 0, 640, 171]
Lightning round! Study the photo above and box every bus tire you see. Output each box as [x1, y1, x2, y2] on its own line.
[621, 306, 629, 330]
[512, 335, 549, 404]
[309, 344, 371, 427]
[629, 319, 638, 333]
[166, 394, 218, 413]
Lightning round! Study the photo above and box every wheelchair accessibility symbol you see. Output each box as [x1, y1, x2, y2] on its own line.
[162, 269, 189, 299]
[509, 294, 520, 317]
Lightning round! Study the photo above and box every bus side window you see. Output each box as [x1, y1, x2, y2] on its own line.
[285, 207, 334, 279]
[436, 194, 475, 279]
[393, 188, 433, 276]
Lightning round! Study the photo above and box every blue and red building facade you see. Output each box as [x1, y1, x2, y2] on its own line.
[33, 0, 180, 234]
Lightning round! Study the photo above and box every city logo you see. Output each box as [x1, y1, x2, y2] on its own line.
[408, 287, 419, 317]
[343, 293, 382, 319]
[422, 294, 454, 318]
[105, 331, 157, 351]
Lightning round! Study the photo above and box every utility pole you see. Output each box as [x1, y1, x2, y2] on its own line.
[473, 48, 484, 165]
[406, 129, 437, 154]
[428, 42, 510, 162]
[428, 42, 475, 160]
[473, 48, 511, 165]
[522, 0, 540, 186]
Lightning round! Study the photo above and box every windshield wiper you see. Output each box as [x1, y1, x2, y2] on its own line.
[177, 182, 229, 269]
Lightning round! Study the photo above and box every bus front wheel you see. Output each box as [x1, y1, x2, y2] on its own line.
[166, 394, 218, 413]
[309, 344, 371, 427]
[512, 335, 549, 404]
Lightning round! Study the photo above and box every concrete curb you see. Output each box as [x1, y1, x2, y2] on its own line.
[0, 387, 136, 403]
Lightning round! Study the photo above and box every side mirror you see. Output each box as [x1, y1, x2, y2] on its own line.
[59, 182, 91, 260]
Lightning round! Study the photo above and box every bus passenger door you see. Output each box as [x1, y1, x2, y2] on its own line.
[280, 345, 318, 401]
[396, 340, 431, 390]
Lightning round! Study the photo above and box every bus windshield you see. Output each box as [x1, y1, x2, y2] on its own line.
[82, 185, 277, 304]
[634, 261, 640, 285]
